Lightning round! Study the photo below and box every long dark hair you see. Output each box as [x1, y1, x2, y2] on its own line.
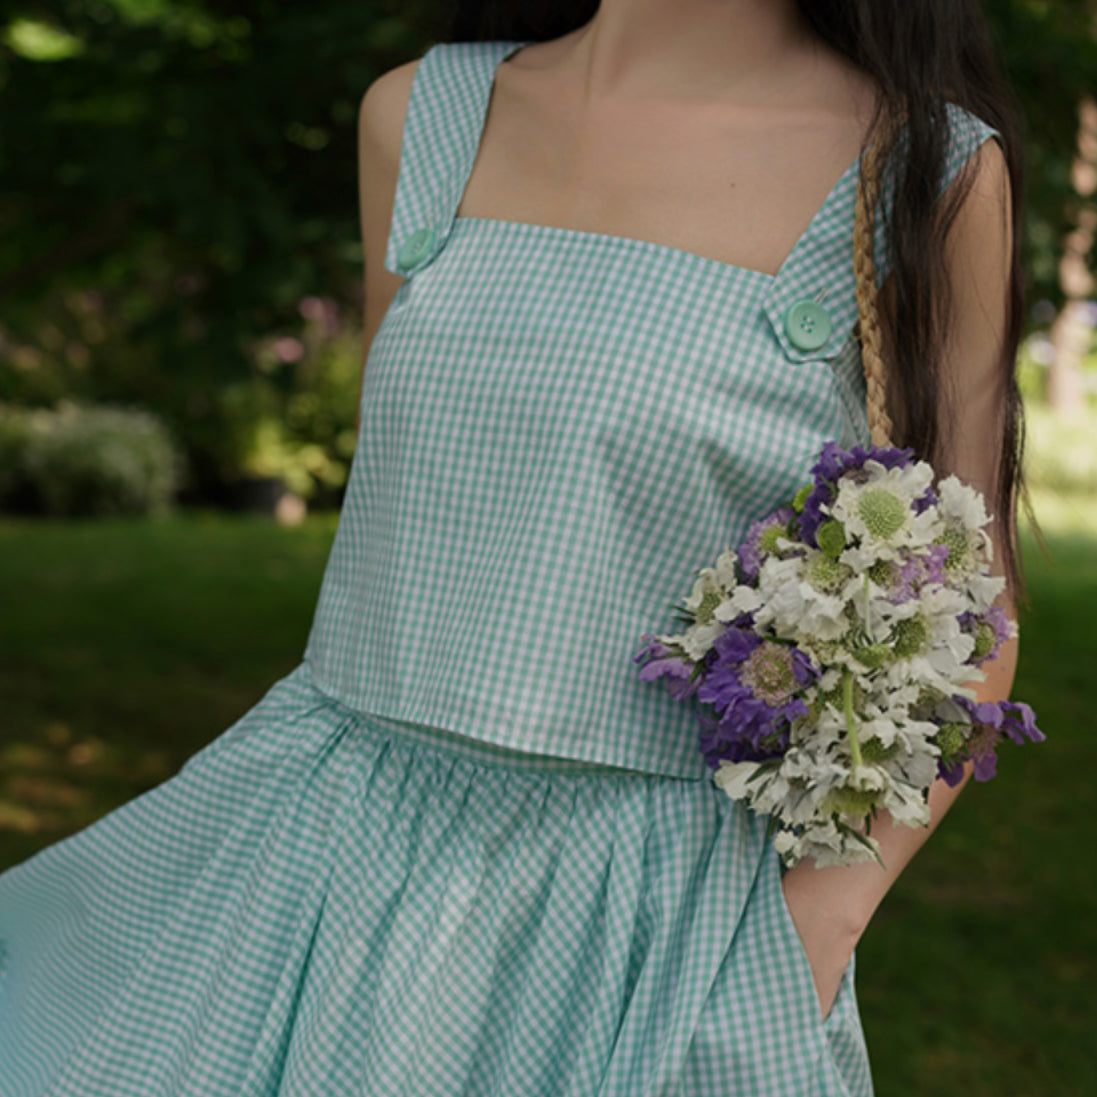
[443, 0, 1036, 610]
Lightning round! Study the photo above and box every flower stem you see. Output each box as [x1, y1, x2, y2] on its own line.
[863, 572, 872, 640]
[842, 667, 863, 768]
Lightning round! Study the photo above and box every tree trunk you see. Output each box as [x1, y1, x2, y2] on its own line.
[1048, 95, 1097, 418]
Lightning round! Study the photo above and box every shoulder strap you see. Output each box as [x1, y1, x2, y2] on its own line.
[383, 38, 533, 278]
[761, 100, 1002, 366]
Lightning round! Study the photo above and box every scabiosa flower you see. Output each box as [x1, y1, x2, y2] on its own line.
[827, 460, 939, 563]
[937, 695, 1045, 786]
[886, 542, 950, 603]
[633, 634, 700, 700]
[797, 441, 919, 548]
[958, 604, 1014, 666]
[695, 629, 816, 766]
[737, 505, 797, 583]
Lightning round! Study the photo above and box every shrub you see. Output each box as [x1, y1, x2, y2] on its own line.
[0, 404, 33, 506]
[4, 400, 183, 517]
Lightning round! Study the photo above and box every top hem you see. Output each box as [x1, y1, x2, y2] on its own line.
[300, 655, 710, 783]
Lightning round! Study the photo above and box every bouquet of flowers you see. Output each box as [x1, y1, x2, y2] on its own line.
[633, 110, 1043, 869]
[633, 440, 1043, 868]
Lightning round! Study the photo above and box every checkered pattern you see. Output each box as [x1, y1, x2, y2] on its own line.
[307, 38, 1001, 779]
[0, 666, 870, 1096]
[0, 38, 998, 1097]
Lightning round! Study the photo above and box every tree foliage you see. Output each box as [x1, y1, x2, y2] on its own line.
[0, 1, 1094, 497]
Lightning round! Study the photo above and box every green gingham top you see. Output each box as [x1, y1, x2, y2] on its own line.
[303, 39, 1002, 780]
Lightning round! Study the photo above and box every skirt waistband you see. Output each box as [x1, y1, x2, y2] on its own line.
[357, 709, 663, 780]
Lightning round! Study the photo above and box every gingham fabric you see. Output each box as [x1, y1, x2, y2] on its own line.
[0, 37, 1001, 1097]
[303, 38, 1002, 780]
[0, 667, 872, 1096]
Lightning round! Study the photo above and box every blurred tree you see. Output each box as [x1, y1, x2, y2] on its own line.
[0, 0, 1095, 498]
[0, 0, 446, 499]
[1047, 95, 1097, 418]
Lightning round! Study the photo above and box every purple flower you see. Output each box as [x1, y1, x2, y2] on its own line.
[694, 631, 816, 767]
[799, 442, 918, 547]
[999, 700, 1045, 745]
[633, 634, 699, 701]
[890, 543, 950, 602]
[938, 757, 967, 787]
[737, 505, 798, 584]
[913, 485, 939, 515]
[937, 695, 1045, 786]
[958, 605, 1014, 667]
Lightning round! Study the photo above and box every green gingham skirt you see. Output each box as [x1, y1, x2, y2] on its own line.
[0, 662, 872, 1096]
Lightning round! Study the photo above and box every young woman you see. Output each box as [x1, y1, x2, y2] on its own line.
[0, 1, 1027, 1094]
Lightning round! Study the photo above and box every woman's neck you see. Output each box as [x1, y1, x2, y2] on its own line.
[555, 0, 818, 105]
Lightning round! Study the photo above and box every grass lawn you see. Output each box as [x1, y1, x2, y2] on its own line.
[0, 490, 1093, 1095]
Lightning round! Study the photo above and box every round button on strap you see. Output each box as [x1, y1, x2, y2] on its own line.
[783, 299, 833, 352]
[397, 226, 436, 271]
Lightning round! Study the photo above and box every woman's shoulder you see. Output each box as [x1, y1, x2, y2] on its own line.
[358, 57, 422, 173]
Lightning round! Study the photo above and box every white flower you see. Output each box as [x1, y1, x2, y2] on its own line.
[713, 546, 739, 592]
[712, 760, 763, 800]
[964, 571, 1007, 613]
[677, 620, 724, 661]
[714, 583, 763, 621]
[752, 556, 849, 642]
[827, 460, 940, 560]
[873, 585, 977, 692]
[683, 567, 724, 617]
[936, 474, 991, 532]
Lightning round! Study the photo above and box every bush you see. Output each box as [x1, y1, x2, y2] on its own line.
[0, 405, 33, 505]
[2, 401, 183, 517]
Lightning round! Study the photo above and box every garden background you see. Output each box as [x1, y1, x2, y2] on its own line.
[1, 3, 1096, 1095]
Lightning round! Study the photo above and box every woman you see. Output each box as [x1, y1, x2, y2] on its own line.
[0, 1, 1027, 1094]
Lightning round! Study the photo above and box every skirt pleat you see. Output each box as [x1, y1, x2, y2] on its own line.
[0, 663, 872, 1097]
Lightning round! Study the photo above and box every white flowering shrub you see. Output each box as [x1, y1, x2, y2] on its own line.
[9, 400, 182, 517]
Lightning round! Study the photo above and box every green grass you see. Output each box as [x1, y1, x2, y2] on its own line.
[0, 509, 338, 867]
[855, 488, 1096, 1096]
[0, 493, 1093, 1095]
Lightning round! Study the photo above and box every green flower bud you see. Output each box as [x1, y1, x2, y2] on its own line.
[807, 553, 848, 593]
[822, 786, 879, 820]
[792, 482, 814, 513]
[937, 525, 970, 572]
[973, 619, 997, 659]
[694, 588, 723, 625]
[758, 521, 791, 556]
[892, 616, 928, 658]
[936, 721, 968, 759]
[817, 519, 847, 560]
[867, 559, 896, 587]
[851, 642, 892, 669]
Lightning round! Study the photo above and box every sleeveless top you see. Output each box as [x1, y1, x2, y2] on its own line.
[303, 38, 1003, 780]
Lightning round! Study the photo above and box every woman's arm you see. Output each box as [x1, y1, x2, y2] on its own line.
[782, 131, 1018, 1018]
[354, 60, 418, 435]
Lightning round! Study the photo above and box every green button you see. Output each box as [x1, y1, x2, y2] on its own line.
[783, 299, 833, 352]
[397, 226, 436, 270]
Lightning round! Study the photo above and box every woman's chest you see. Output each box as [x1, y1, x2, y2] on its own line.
[454, 79, 874, 279]
[364, 221, 858, 520]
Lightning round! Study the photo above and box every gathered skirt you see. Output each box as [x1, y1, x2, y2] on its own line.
[0, 662, 872, 1096]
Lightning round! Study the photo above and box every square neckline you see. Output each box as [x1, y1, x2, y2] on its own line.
[450, 39, 868, 285]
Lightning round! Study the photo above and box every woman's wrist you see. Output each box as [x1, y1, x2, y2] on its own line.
[781, 856, 880, 943]
[780, 861, 866, 1018]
